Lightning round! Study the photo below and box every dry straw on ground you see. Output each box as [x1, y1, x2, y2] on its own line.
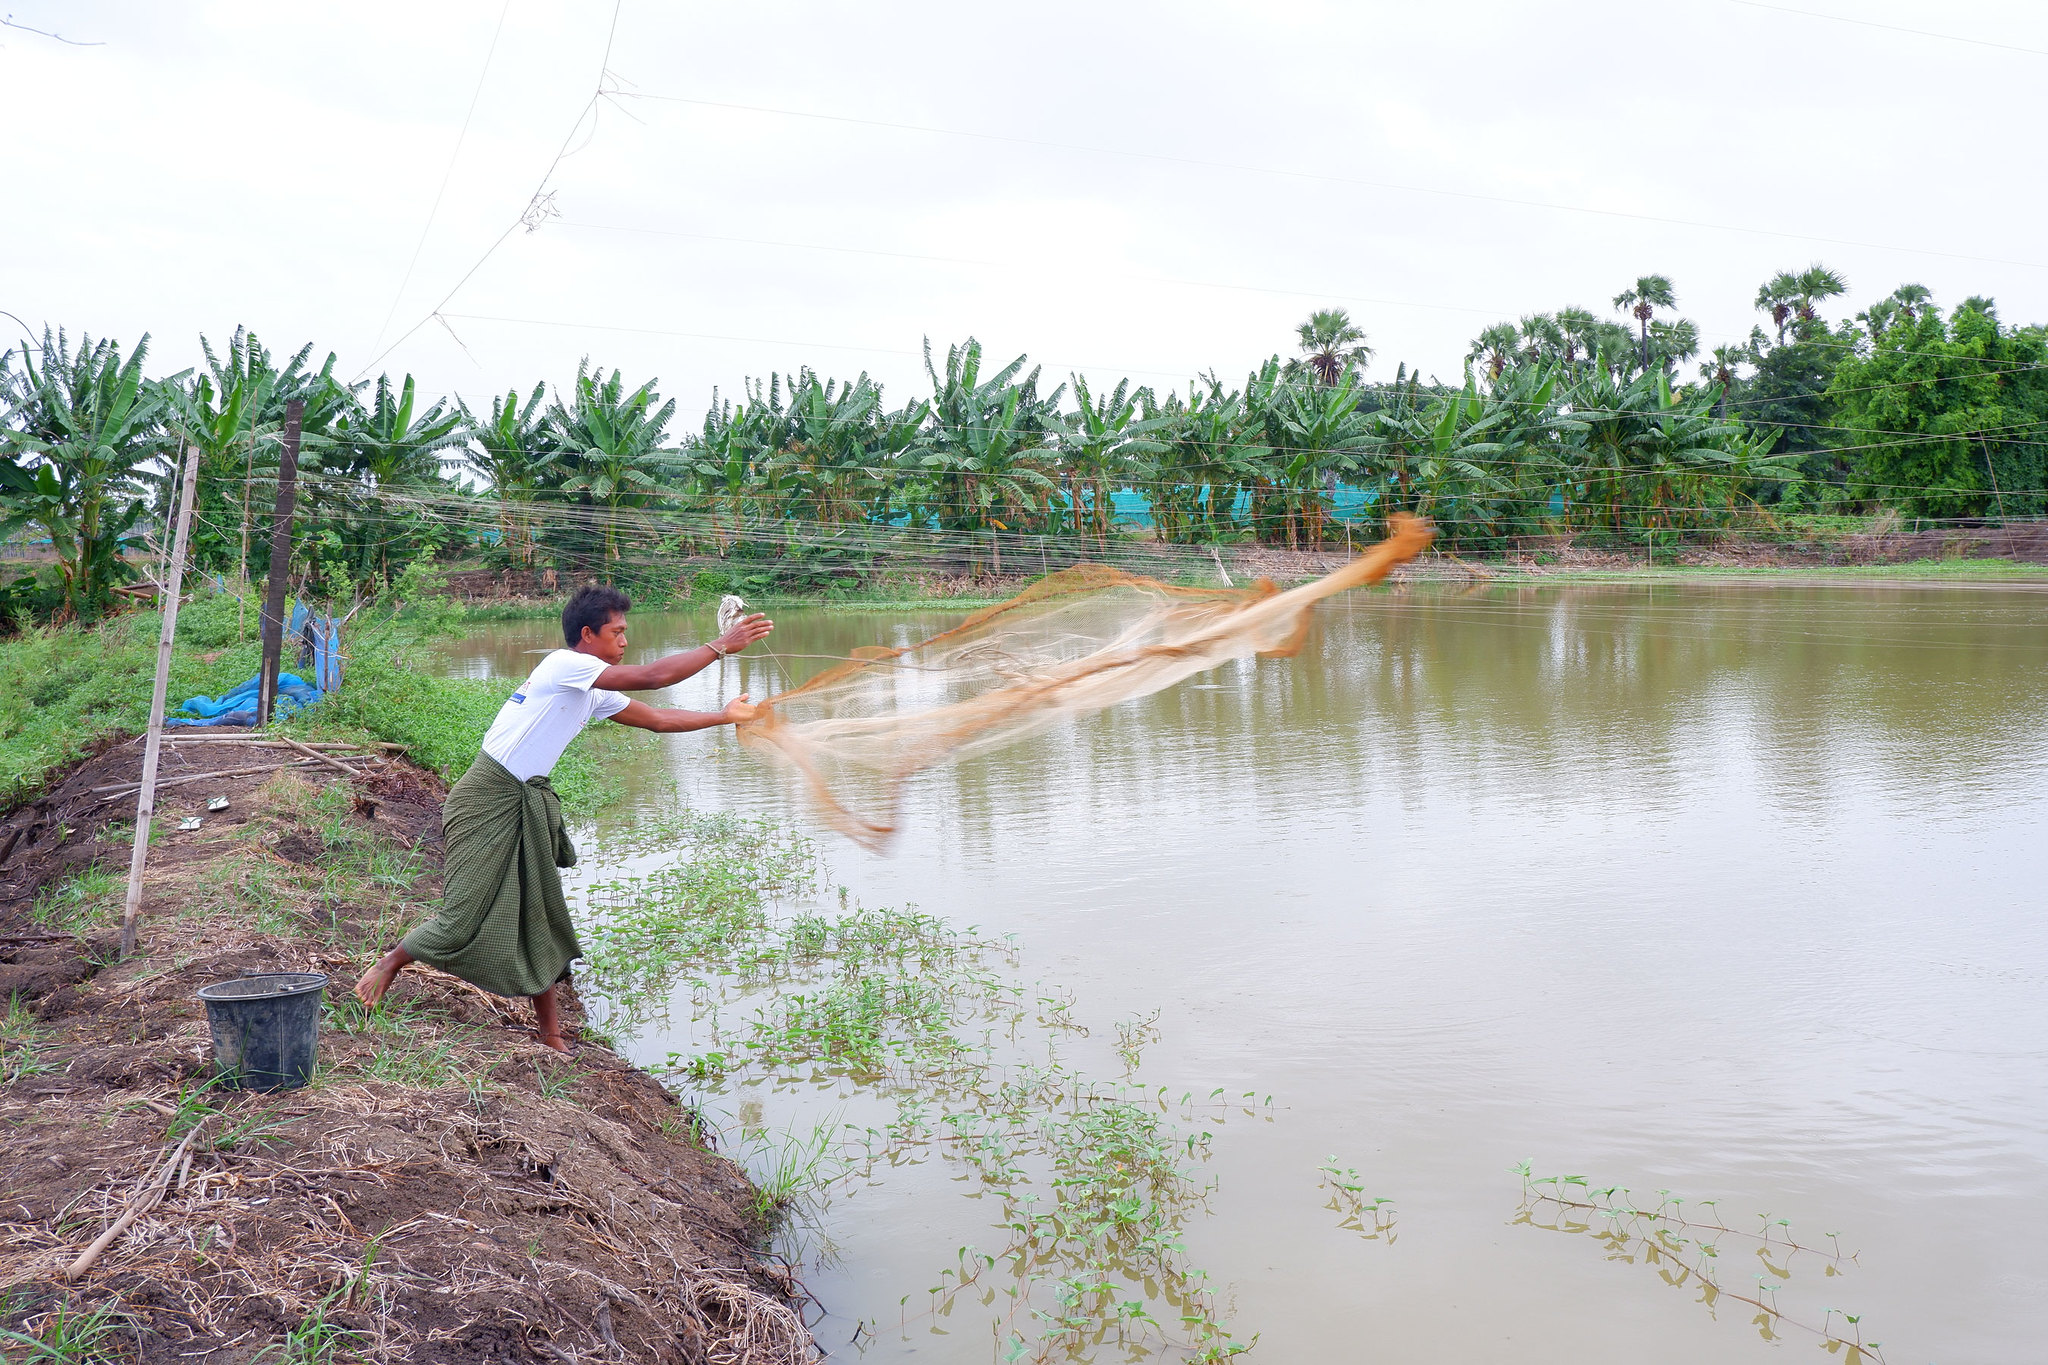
[0, 753, 814, 1364]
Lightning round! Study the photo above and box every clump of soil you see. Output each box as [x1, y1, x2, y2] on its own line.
[0, 746, 814, 1364]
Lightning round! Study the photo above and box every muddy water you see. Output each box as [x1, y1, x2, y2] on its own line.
[435, 582, 2048, 1364]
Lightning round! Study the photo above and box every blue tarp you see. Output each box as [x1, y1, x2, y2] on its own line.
[166, 672, 322, 728]
[1107, 484, 1380, 528]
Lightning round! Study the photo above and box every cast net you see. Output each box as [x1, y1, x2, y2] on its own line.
[735, 513, 1435, 849]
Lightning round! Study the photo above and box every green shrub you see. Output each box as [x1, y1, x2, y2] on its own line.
[0, 589, 260, 805]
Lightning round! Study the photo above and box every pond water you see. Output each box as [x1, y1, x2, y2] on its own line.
[435, 580, 2048, 1365]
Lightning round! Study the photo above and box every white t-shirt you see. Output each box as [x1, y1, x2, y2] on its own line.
[480, 649, 630, 781]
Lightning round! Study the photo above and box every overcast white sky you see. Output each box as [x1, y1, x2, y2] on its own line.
[5, 0, 2046, 420]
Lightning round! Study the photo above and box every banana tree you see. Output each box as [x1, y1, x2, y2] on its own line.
[764, 370, 886, 527]
[916, 338, 1061, 531]
[680, 388, 768, 550]
[1056, 375, 1169, 539]
[459, 382, 553, 566]
[1144, 376, 1260, 545]
[0, 328, 170, 618]
[1253, 362, 1374, 548]
[330, 372, 466, 584]
[1557, 364, 1775, 534]
[545, 361, 677, 571]
[162, 330, 351, 580]
[1358, 368, 1521, 545]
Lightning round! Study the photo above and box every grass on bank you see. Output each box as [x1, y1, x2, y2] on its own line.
[0, 589, 260, 806]
[1489, 556, 2048, 584]
[0, 583, 629, 815]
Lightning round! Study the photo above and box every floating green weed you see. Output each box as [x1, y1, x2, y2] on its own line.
[1513, 1162, 1881, 1361]
[898, 1069, 1259, 1362]
[576, 809, 819, 1027]
[580, 810, 1257, 1362]
[1317, 1157, 1396, 1242]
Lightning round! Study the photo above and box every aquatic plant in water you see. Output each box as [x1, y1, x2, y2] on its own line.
[1511, 1163, 1883, 1362]
[1317, 1158, 1396, 1243]
[573, 808, 1259, 1362]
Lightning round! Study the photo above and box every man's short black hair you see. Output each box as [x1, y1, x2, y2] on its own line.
[563, 585, 632, 647]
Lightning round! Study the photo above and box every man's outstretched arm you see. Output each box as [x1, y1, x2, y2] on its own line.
[591, 613, 773, 692]
[607, 696, 758, 734]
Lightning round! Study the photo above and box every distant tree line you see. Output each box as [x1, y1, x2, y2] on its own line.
[2, 266, 2042, 623]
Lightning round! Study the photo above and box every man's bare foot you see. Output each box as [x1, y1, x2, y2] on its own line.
[354, 947, 413, 1009]
[529, 983, 571, 1055]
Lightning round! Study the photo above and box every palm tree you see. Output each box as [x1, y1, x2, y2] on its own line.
[1699, 345, 1747, 417]
[1553, 308, 1600, 369]
[1887, 283, 1933, 325]
[1518, 313, 1563, 366]
[1647, 318, 1700, 374]
[1592, 321, 1639, 379]
[1286, 309, 1373, 387]
[1467, 323, 1521, 384]
[1612, 275, 1677, 373]
[1791, 265, 1847, 331]
[1755, 271, 1800, 345]
[1854, 299, 1899, 340]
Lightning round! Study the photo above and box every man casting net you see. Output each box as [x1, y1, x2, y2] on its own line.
[737, 513, 1434, 849]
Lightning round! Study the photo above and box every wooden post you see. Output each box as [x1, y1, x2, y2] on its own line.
[1979, 438, 2008, 522]
[120, 442, 201, 958]
[990, 527, 1001, 575]
[256, 400, 304, 726]
[152, 458, 181, 610]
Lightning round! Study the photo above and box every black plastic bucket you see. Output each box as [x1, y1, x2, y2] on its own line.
[197, 972, 328, 1091]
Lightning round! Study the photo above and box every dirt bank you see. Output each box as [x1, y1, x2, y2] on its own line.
[438, 522, 2048, 613]
[0, 738, 815, 1364]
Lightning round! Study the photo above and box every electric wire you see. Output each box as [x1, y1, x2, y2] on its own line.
[550, 217, 2044, 386]
[617, 90, 2048, 273]
[367, 0, 515, 359]
[354, 0, 626, 383]
[1721, 0, 2048, 60]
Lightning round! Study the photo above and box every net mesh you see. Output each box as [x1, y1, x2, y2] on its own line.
[736, 513, 1435, 849]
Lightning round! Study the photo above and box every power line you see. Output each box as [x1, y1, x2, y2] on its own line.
[0, 13, 103, 45]
[618, 90, 2048, 273]
[549, 217, 2048, 384]
[368, 0, 514, 359]
[1722, 0, 2048, 59]
[354, 0, 626, 383]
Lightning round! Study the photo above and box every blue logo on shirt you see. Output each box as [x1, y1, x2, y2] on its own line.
[510, 692, 526, 704]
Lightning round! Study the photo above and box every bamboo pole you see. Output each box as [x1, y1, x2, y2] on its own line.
[65, 1129, 199, 1280]
[256, 400, 304, 726]
[275, 734, 360, 778]
[120, 442, 200, 959]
